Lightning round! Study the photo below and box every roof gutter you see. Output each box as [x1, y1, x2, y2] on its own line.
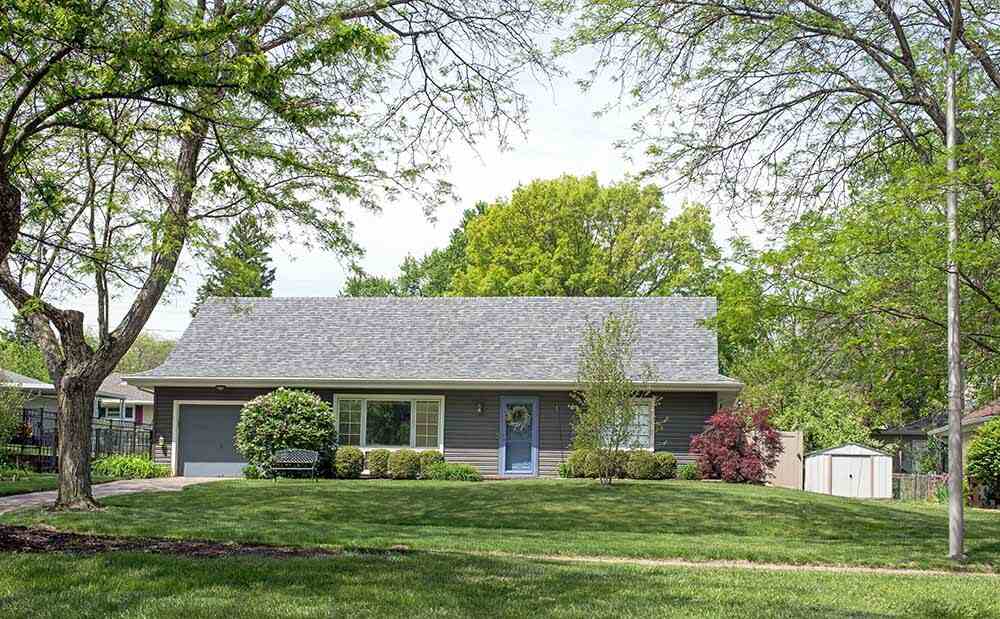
[123, 375, 744, 393]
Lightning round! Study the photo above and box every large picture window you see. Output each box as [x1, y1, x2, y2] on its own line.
[336, 396, 444, 449]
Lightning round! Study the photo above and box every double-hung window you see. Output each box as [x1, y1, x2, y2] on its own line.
[601, 398, 655, 450]
[336, 396, 444, 449]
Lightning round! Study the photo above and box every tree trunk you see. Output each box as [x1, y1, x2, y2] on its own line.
[0, 170, 20, 265]
[55, 376, 100, 511]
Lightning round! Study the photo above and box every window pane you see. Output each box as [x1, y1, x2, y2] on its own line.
[414, 401, 440, 448]
[366, 400, 412, 446]
[338, 399, 362, 446]
[628, 402, 651, 448]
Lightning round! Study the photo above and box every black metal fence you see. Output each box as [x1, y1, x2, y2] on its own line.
[3, 408, 153, 471]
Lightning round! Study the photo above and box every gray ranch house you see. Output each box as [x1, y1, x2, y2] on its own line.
[125, 296, 742, 477]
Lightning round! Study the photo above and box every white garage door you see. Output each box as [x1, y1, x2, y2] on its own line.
[831, 456, 872, 498]
[178, 404, 246, 477]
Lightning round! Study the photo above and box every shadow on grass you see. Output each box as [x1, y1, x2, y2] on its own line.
[4, 478, 998, 570]
[2, 549, 997, 618]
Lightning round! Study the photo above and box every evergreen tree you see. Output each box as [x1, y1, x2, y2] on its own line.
[191, 215, 276, 316]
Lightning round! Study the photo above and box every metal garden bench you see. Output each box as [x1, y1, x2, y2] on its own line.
[270, 448, 319, 480]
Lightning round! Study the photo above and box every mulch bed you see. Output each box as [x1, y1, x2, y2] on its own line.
[0, 524, 353, 558]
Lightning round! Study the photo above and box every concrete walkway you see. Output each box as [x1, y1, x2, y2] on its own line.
[0, 477, 218, 514]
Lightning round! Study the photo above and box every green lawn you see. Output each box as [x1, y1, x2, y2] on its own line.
[0, 471, 114, 497]
[4, 478, 999, 571]
[1, 551, 998, 618]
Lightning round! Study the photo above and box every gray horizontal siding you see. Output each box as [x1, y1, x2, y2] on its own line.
[153, 386, 718, 474]
[654, 392, 718, 464]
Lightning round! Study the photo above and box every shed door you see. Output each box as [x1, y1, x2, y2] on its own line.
[831, 456, 872, 498]
[178, 404, 246, 477]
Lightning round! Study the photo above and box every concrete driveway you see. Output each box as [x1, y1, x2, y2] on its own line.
[0, 477, 218, 514]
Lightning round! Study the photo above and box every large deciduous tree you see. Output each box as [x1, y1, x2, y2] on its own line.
[452, 175, 720, 296]
[0, 0, 556, 509]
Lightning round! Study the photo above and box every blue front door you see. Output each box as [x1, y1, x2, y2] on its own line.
[500, 397, 538, 476]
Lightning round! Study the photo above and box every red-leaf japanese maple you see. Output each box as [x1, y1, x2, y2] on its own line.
[690, 407, 783, 483]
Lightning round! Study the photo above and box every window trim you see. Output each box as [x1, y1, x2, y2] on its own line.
[99, 404, 135, 421]
[604, 398, 655, 451]
[334, 394, 445, 451]
[631, 398, 656, 451]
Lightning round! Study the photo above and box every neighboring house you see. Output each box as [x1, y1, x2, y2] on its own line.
[929, 399, 1000, 465]
[98, 373, 154, 426]
[0, 368, 60, 412]
[873, 412, 948, 473]
[125, 297, 742, 477]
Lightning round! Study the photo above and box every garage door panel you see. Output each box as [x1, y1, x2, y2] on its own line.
[178, 405, 246, 477]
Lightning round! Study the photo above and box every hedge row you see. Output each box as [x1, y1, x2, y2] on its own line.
[326, 448, 479, 481]
[559, 449, 679, 480]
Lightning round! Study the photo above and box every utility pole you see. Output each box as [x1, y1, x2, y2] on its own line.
[945, 0, 965, 562]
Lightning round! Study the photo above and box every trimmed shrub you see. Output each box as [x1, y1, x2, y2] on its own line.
[234, 388, 338, 475]
[690, 406, 783, 484]
[558, 462, 573, 478]
[654, 452, 677, 480]
[625, 450, 658, 480]
[389, 449, 421, 479]
[335, 446, 365, 479]
[678, 463, 700, 480]
[242, 464, 262, 479]
[423, 462, 483, 481]
[419, 450, 445, 477]
[967, 418, 1000, 499]
[367, 449, 391, 478]
[566, 449, 600, 478]
[92, 455, 169, 479]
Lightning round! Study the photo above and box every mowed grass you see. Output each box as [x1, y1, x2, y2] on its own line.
[1, 551, 998, 619]
[5, 479, 1000, 571]
[0, 471, 114, 497]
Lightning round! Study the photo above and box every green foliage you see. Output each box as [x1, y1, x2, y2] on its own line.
[967, 418, 1000, 493]
[91, 455, 168, 479]
[422, 462, 483, 482]
[418, 450, 445, 477]
[625, 450, 659, 480]
[678, 463, 700, 481]
[339, 202, 487, 297]
[451, 175, 719, 297]
[654, 452, 678, 480]
[745, 381, 877, 453]
[565, 450, 597, 478]
[0, 380, 27, 462]
[571, 311, 655, 485]
[242, 464, 263, 480]
[388, 449, 421, 480]
[367, 449, 391, 479]
[335, 446, 365, 479]
[114, 333, 176, 374]
[192, 215, 276, 316]
[234, 389, 337, 470]
[0, 337, 49, 382]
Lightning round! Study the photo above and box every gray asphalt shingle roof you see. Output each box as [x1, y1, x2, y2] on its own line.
[137, 296, 737, 386]
[99, 373, 153, 402]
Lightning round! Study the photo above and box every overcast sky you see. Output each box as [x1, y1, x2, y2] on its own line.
[0, 49, 753, 340]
